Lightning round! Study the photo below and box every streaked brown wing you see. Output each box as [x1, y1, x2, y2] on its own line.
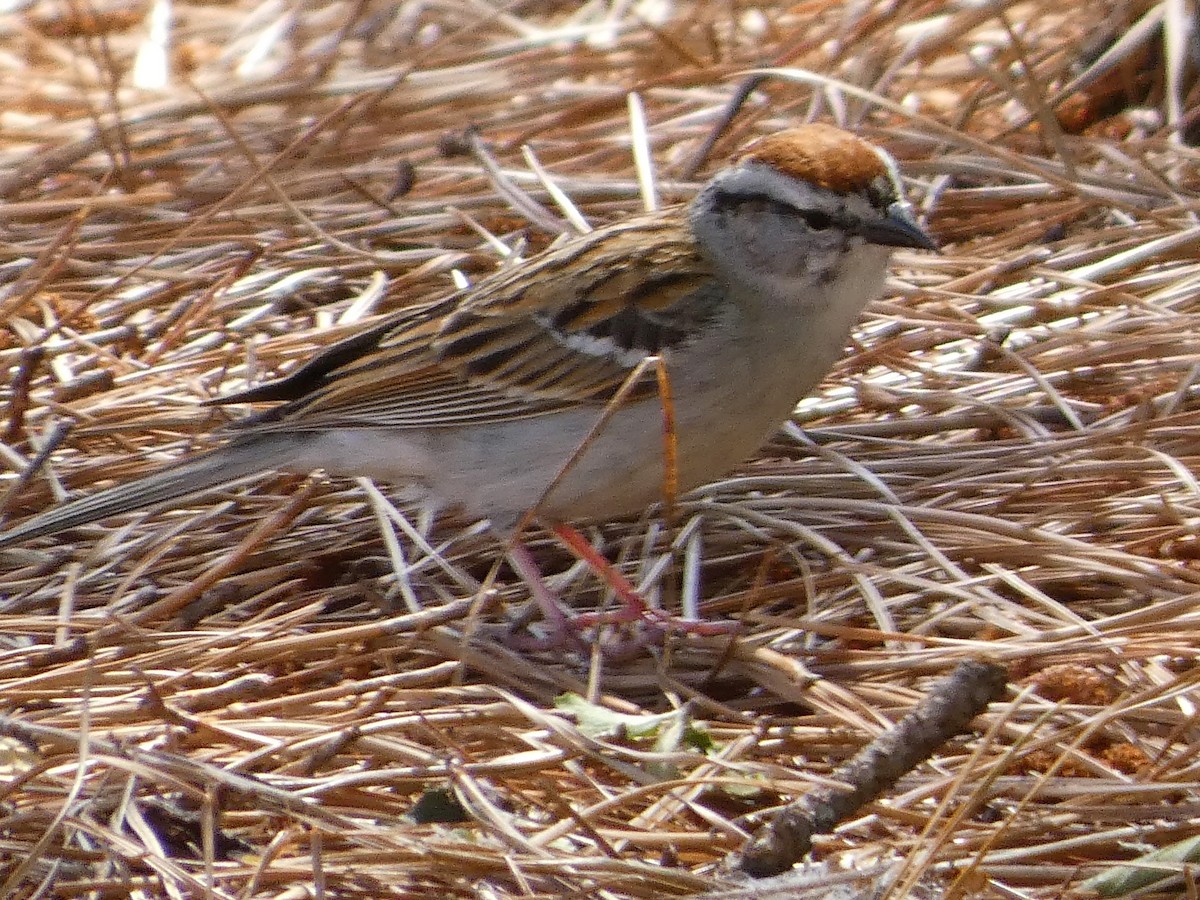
[231, 212, 718, 432]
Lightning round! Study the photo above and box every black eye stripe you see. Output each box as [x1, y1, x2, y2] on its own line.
[714, 193, 852, 233]
[800, 210, 833, 230]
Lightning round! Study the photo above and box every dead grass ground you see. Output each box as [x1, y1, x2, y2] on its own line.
[0, 1, 1198, 897]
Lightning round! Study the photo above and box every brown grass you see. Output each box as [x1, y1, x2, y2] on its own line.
[0, 1, 1198, 897]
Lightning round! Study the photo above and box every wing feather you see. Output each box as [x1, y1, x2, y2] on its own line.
[233, 212, 720, 433]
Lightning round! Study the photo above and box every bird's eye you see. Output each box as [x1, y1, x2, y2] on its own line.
[801, 211, 833, 230]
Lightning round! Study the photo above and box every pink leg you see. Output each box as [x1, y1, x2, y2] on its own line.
[494, 528, 740, 653]
[503, 541, 587, 652]
[550, 523, 740, 637]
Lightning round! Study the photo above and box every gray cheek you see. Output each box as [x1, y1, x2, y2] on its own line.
[817, 248, 851, 285]
[746, 217, 847, 280]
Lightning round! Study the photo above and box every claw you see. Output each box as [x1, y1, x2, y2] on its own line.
[498, 524, 740, 655]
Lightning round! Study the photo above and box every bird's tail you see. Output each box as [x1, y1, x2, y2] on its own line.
[0, 434, 303, 550]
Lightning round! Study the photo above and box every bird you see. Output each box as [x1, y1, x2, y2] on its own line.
[0, 123, 935, 647]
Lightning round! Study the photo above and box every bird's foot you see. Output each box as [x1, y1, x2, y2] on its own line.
[499, 524, 740, 656]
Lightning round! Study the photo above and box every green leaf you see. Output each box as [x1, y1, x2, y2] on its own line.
[555, 693, 712, 752]
[1080, 834, 1200, 896]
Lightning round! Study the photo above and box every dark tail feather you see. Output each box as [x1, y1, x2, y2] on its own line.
[0, 434, 300, 550]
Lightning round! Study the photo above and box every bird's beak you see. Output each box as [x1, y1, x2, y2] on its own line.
[859, 203, 939, 251]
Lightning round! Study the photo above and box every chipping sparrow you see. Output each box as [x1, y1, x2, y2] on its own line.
[0, 124, 935, 643]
